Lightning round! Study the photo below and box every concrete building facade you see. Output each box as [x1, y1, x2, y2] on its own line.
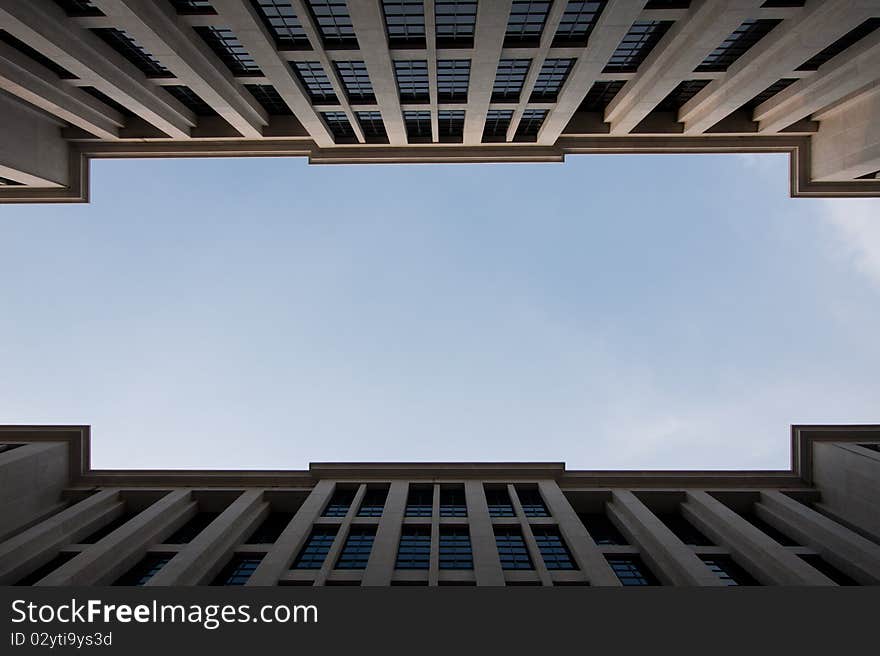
[1, 424, 879, 587]
[0, 0, 879, 202]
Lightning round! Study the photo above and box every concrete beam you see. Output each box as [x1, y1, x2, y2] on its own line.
[463, 0, 512, 145]
[811, 84, 880, 180]
[362, 482, 408, 585]
[464, 480, 505, 585]
[0, 91, 69, 186]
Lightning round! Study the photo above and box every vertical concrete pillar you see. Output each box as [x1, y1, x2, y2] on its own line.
[464, 480, 504, 586]
[537, 481, 619, 586]
[0, 489, 121, 584]
[0, 441, 70, 540]
[428, 483, 441, 586]
[37, 490, 195, 585]
[147, 490, 268, 585]
[609, 491, 724, 586]
[508, 484, 552, 585]
[363, 481, 408, 586]
[682, 491, 835, 585]
[757, 491, 880, 585]
[247, 480, 335, 586]
[314, 484, 367, 586]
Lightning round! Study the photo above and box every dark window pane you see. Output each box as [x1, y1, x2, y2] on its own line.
[696, 19, 781, 73]
[701, 556, 759, 586]
[336, 527, 376, 569]
[244, 84, 293, 115]
[383, 0, 426, 47]
[437, 59, 470, 102]
[395, 526, 431, 569]
[307, 0, 358, 48]
[514, 109, 547, 140]
[485, 488, 515, 517]
[90, 29, 171, 78]
[800, 554, 859, 586]
[492, 59, 531, 102]
[553, 1, 606, 47]
[246, 512, 294, 543]
[405, 485, 433, 517]
[357, 487, 388, 517]
[439, 486, 467, 517]
[579, 513, 627, 545]
[114, 554, 172, 586]
[335, 61, 375, 103]
[164, 85, 218, 116]
[194, 27, 261, 75]
[604, 21, 673, 73]
[529, 58, 574, 102]
[252, 0, 310, 49]
[797, 18, 880, 71]
[505, 1, 552, 46]
[516, 487, 549, 517]
[293, 527, 338, 569]
[164, 512, 219, 544]
[533, 527, 577, 570]
[292, 61, 337, 103]
[394, 60, 429, 102]
[656, 513, 714, 546]
[439, 527, 473, 569]
[212, 556, 264, 585]
[322, 489, 356, 517]
[435, 1, 477, 47]
[495, 528, 533, 570]
[606, 556, 659, 585]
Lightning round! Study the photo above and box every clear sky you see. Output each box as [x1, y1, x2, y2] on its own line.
[1, 153, 878, 471]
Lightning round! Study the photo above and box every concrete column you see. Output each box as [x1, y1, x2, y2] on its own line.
[428, 483, 440, 586]
[811, 85, 880, 181]
[463, 0, 512, 144]
[0, 441, 70, 539]
[0, 489, 121, 585]
[810, 441, 880, 541]
[608, 490, 724, 586]
[682, 491, 834, 585]
[247, 480, 335, 586]
[464, 480, 504, 586]
[363, 481, 408, 586]
[757, 491, 880, 585]
[424, 0, 439, 142]
[314, 484, 367, 585]
[508, 484, 551, 585]
[147, 490, 267, 585]
[0, 93, 69, 187]
[37, 490, 195, 586]
[538, 481, 619, 586]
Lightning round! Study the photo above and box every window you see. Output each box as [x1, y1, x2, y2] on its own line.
[607, 556, 659, 586]
[244, 84, 293, 115]
[0, 30, 77, 80]
[54, 0, 103, 17]
[307, 0, 358, 48]
[164, 86, 217, 116]
[740, 511, 799, 546]
[505, 1, 552, 46]
[604, 21, 673, 73]
[492, 59, 531, 102]
[579, 80, 625, 112]
[439, 527, 473, 569]
[212, 556, 263, 585]
[90, 29, 171, 78]
[335, 61, 375, 103]
[383, 0, 426, 48]
[194, 27, 262, 75]
[553, 1, 605, 47]
[80, 513, 136, 544]
[356, 111, 388, 141]
[656, 513, 713, 546]
[357, 487, 388, 517]
[292, 61, 337, 104]
[252, 0, 310, 49]
[394, 60, 429, 102]
[336, 527, 376, 569]
[246, 512, 293, 543]
[797, 18, 880, 71]
[495, 528, 533, 570]
[578, 513, 627, 545]
[403, 110, 432, 140]
[293, 527, 338, 569]
[696, 19, 781, 72]
[437, 110, 465, 141]
[800, 555, 859, 586]
[114, 554, 173, 586]
[14, 553, 76, 586]
[164, 512, 219, 544]
[533, 527, 577, 570]
[406, 485, 434, 517]
[437, 59, 470, 102]
[482, 110, 514, 140]
[654, 79, 710, 112]
[435, 1, 477, 47]
[169, 0, 216, 14]
[701, 557, 759, 586]
[396, 527, 431, 569]
[485, 487, 515, 517]
[514, 109, 547, 140]
[516, 487, 549, 517]
[439, 486, 467, 517]
[530, 59, 574, 102]
[323, 488, 356, 517]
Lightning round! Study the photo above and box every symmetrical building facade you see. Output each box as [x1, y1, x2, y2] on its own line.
[1, 424, 879, 586]
[1, 0, 880, 201]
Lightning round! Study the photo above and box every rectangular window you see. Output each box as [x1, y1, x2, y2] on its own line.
[114, 554, 173, 586]
[656, 513, 713, 546]
[194, 27, 262, 75]
[495, 528, 533, 570]
[252, 0, 310, 49]
[336, 527, 376, 569]
[606, 556, 659, 585]
[403, 110, 432, 140]
[405, 485, 434, 517]
[245, 512, 293, 544]
[335, 61, 375, 103]
[516, 487, 549, 517]
[533, 527, 577, 570]
[394, 60, 429, 102]
[322, 488, 357, 517]
[482, 109, 514, 141]
[244, 84, 293, 115]
[799, 554, 859, 586]
[164, 512, 219, 544]
[164, 86, 217, 116]
[492, 59, 531, 102]
[212, 556, 264, 585]
[307, 0, 358, 48]
[485, 487, 515, 517]
[90, 29, 171, 78]
[357, 487, 388, 517]
[603, 21, 673, 73]
[439, 485, 467, 517]
[437, 59, 470, 102]
[695, 19, 781, 72]
[553, 1, 606, 47]
[701, 557, 759, 586]
[530, 58, 574, 102]
[514, 109, 547, 141]
[356, 111, 388, 141]
[505, 1, 552, 47]
[383, 0, 426, 48]
[14, 553, 77, 586]
[435, 1, 477, 48]
[437, 110, 465, 141]
[797, 18, 880, 71]
[579, 513, 627, 545]
[439, 526, 473, 569]
[292, 61, 337, 104]
[579, 80, 625, 112]
[396, 527, 431, 569]
[293, 526, 338, 569]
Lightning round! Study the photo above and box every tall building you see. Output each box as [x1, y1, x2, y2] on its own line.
[1, 0, 879, 202]
[1, 424, 879, 586]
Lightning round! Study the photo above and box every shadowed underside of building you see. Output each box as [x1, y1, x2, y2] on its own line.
[1, 424, 879, 587]
[1, 0, 880, 202]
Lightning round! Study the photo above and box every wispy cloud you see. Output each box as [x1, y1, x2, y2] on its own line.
[818, 198, 880, 289]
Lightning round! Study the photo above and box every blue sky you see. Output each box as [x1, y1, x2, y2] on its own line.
[1, 153, 878, 471]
